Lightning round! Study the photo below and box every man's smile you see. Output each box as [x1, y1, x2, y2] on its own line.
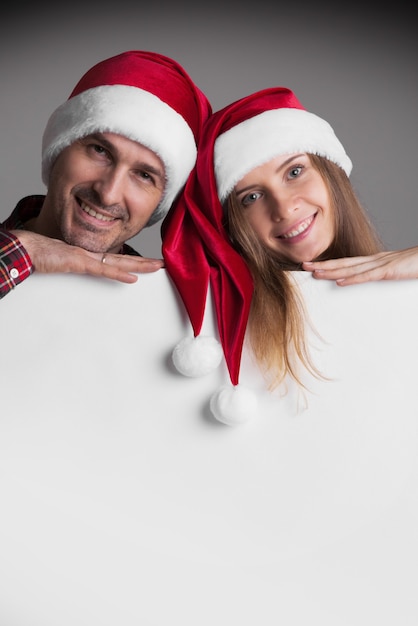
[79, 201, 117, 223]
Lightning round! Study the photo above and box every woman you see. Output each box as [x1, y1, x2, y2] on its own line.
[162, 86, 417, 425]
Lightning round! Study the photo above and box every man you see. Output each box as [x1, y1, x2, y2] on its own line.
[0, 50, 212, 299]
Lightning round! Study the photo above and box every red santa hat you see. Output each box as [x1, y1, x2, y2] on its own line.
[162, 86, 352, 425]
[41, 50, 212, 226]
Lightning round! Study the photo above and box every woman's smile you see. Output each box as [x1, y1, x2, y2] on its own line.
[276, 213, 316, 242]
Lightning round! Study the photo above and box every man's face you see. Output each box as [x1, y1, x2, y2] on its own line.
[42, 132, 166, 253]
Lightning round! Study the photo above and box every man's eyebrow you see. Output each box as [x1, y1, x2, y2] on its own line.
[85, 133, 165, 180]
[87, 132, 112, 148]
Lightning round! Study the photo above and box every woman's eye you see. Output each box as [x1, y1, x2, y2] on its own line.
[242, 191, 261, 206]
[289, 166, 303, 178]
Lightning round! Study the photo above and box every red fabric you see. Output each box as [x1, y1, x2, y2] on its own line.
[162, 87, 306, 387]
[0, 230, 32, 297]
[69, 51, 211, 146]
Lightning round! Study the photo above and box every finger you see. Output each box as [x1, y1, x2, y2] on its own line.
[303, 256, 373, 271]
[335, 269, 385, 286]
[114, 256, 165, 272]
[94, 252, 164, 274]
[98, 262, 161, 283]
[312, 257, 390, 279]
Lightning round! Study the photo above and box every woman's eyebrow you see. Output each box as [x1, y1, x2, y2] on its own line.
[235, 154, 306, 195]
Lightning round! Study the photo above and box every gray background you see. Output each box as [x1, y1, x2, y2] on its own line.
[1, 4, 416, 258]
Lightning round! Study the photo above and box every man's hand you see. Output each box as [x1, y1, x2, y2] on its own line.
[14, 230, 164, 284]
[302, 247, 418, 286]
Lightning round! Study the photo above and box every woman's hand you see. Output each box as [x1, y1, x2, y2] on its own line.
[302, 247, 418, 286]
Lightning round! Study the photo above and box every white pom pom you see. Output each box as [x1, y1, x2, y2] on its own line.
[172, 335, 223, 377]
[210, 384, 258, 426]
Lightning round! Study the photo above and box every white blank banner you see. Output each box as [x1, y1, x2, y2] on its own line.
[1, 271, 417, 625]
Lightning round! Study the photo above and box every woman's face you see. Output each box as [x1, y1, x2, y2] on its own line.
[233, 153, 335, 263]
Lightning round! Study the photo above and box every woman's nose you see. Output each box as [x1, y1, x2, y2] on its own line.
[270, 191, 299, 221]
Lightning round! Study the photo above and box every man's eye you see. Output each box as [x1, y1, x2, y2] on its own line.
[137, 170, 155, 184]
[87, 143, 109, 158]
[92, 144, 107, 155]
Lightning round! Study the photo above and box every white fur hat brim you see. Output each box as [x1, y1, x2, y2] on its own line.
[42, 84, 197, 226]
[214, 108, 353, 203]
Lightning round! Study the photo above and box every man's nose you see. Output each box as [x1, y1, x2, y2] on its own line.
[93, 168, 125, 206]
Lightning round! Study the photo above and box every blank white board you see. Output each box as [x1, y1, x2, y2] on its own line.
[1, 270, 417, 625]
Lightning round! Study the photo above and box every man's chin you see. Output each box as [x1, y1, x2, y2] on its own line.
[63, 231, 114, 253]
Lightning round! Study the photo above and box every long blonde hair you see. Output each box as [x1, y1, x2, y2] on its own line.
[224, 154, 384, 389]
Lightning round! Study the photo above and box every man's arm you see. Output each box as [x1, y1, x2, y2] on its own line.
[0, 230, 33, 299]
[1, 229, 164, 300]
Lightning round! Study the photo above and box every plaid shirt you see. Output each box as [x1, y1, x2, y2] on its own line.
[0, 195, 140, 300]
[0, 195, 41, 299]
